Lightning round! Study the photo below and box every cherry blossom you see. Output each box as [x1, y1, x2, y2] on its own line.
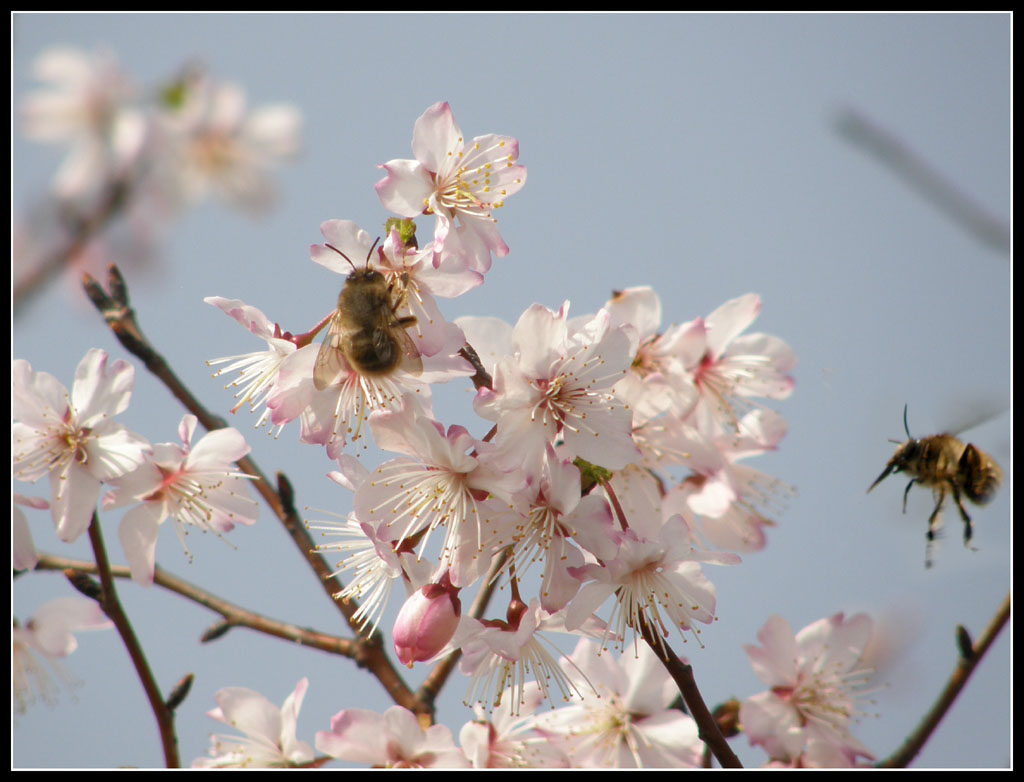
[480, 444, 620, 613]
[674, 293, 796, 435]
[740, 613, 876, 767]
[316, 705, 470, 769]
[564, 515, 738, 654]
[11, 93, 825, 768]
[193, 678, 314, 768]
[376, 101, 526, 272]
[307, 456, 434, 636]
[13, 349, 151, 544]
[458, 682, 571, 768]
[534, 639, 705, 768]
[603, 285, 699, 421]
[352, 395, 526, 583]
[204, 296, 299, 432]
[662, 408, 794, 553]
[472, 302, 640, 472]
[451, 597, 591, 716]
[102, 414, 258, 585]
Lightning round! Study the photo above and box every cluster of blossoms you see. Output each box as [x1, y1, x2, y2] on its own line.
[15, 46, 302, 300]
[18, 45, 301, 213]
[14, 82, 882, 768]
[194, 616, 878, 769]
[12, 348, 260, 586]
[192, 101, 876, 769]
[195, 641, 707, 769]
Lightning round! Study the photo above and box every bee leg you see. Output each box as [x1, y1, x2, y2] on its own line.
[924, 489, 946, 569]
[950, 484, 976, 551]
[902, 478, 918, 514]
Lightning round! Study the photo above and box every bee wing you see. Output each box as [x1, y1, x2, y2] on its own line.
[314, 312, 349, 390]
[935, 396, 1009, 437]
[392, 322, 423, 376]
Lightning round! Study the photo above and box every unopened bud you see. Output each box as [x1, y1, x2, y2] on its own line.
[392, 574, 461, 668]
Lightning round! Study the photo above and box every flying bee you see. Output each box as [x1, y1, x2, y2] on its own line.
[867, 404, 1003, 567]
[313, 240, 422, 390]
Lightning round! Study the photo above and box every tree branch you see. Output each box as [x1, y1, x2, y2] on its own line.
[39, 553, 360, 658]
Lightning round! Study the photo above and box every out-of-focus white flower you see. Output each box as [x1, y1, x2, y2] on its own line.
[193, 678, 314, 768]
[13, 494, 48, 571]
[13, 597, 112, 714]
[153, 71, 301, 215]
[19, 45, 147, 199]
[740, 613, 876, 767]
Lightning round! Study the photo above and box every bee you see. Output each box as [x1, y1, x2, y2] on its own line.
[313, 241, 422, 390]
[867, 404, 1003, 567]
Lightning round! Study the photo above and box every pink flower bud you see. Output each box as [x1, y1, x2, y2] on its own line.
[392, 575, 461, 667]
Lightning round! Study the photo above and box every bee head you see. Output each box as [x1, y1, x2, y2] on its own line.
[867, 421, 920, 494]
[346, 266, 386, 286]
[326, 236, 382, 276]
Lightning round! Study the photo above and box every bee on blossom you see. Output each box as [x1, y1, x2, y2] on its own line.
[302, 219, 473, 457]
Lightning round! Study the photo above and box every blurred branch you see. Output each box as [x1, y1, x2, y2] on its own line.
[84, 512, 181, 768]
[81, 264, 421, 712]
[834, 106, 1010, 256]
[13, 176, 133, 315]
[876, 591, 1010, 768]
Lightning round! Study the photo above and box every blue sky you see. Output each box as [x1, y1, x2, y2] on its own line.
[13, 12, 1010, 769]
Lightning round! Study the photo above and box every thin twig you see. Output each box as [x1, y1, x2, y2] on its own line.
[85, 512, 181, 768]
[876, 592, 1011, 768]
[38, 553, 360, 658]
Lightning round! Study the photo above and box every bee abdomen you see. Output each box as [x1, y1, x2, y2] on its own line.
[960, 444, 1003, 505]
